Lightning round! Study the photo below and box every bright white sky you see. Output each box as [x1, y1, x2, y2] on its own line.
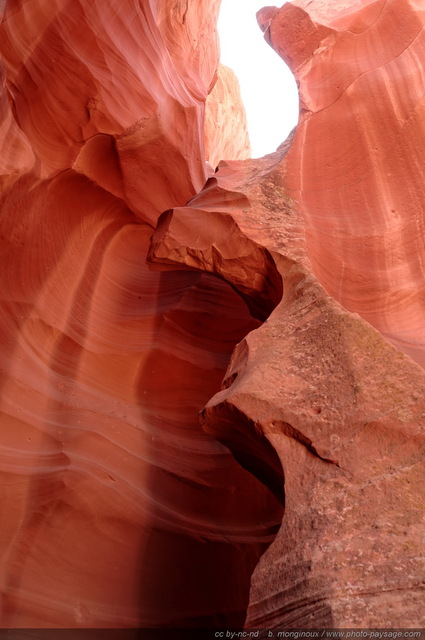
[217, 0, 299, 158]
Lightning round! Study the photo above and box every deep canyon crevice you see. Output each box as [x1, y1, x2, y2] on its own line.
[0, 0, 424, 631]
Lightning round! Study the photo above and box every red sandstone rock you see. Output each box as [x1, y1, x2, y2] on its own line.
[0, 0, 281, 629]
[257, 6, 279, 33]
[0, 0, 424, 632]
[258, 0, 425, 369]
[0, 0, 222, 222]
[204, 64, 251, 168]
[152, 148, 425, 629]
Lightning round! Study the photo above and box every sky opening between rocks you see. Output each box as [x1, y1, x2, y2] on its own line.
[218, 0, 299, 158]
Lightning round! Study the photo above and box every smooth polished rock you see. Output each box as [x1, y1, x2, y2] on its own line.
[0, 0, 279, 628]
[1, 0, 424, 630]
[258, 0, 425, 369]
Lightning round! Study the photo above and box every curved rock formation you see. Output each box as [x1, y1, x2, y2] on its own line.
[152, 148, 425, 628]
[259, 0, 425, 368]
[0, 0, 424, 632]
[0, 0, 280, 629]
[0, 0, 222, 220]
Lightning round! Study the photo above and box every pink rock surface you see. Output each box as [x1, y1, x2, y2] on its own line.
[0, 0, 222, 222]
[259, 0, 425, 368]
[204, 64, 251, 168]
[181, 153, 425, 627]
[0, 0, 424, 631]
[0, 0, 281, 628]
[0, 171, 285, 627]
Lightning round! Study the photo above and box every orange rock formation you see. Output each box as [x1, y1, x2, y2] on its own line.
[204, 64, 251, 168]
[0, 0, 424, 632]
[263, 0, 425, 369]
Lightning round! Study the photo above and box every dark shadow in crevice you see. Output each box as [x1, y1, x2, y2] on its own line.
[200, 401, 285, 507]
[136, 269, 284, 629]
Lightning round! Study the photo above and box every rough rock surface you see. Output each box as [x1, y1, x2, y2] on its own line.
[189, 154, 425, 628]
[0, 0, 424, 632]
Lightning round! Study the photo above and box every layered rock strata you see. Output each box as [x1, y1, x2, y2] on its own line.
[260, 0, 425, 369]
[0, 0, 281, 629]
[0, 0, 424, 631]
[204, 64, 251, 169]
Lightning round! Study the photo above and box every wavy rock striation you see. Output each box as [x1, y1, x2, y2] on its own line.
[204, 64, 251, 169]
[260, 0, 425, 368]
[0, 0, 280, 629]
[0, 0, 424, 631]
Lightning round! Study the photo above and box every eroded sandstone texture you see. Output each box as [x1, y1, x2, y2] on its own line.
[0, 0, 424, 631]
[204, 64, 251, 169]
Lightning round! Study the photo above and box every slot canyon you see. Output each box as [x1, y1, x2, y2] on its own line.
[0, 0, 424, 633]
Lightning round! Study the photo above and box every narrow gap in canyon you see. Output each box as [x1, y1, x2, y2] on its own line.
[136, 262, 285, 628]
[218, 0, 299, 157]
[1, 0, 425, 631]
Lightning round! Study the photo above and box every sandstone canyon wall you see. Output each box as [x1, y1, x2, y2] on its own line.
[0, 0, 424, 632]
[204, 64, 251, 169]
[261, 0, 425, 369]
